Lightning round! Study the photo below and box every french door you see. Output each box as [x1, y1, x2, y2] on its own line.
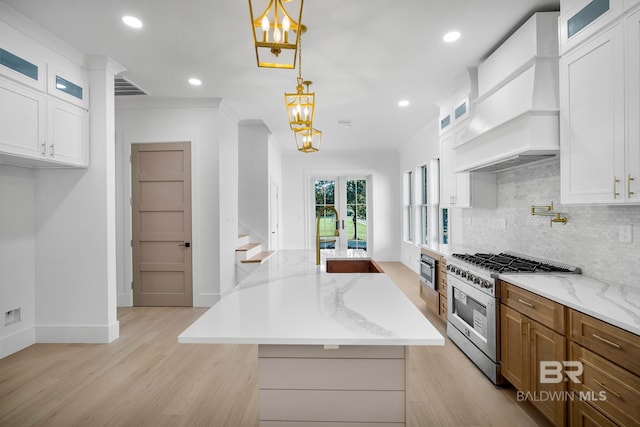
[313, 176, 368, 252]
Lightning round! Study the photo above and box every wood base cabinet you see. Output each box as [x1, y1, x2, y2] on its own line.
[501, 304, 567, 426]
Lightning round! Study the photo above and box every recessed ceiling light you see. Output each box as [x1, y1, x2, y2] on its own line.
[188, 78, 202, 86]
[443, 31, 461, 43]
[122, 15, 143, 29]
[398, 100, 410, 107]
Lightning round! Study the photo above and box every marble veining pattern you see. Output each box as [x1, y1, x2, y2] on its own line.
[460, 158, 640, 289]
[499, 273, 640, 336]
[179, 250, 444, 346]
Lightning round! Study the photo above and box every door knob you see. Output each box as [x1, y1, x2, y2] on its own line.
[178, 242, 191, 248]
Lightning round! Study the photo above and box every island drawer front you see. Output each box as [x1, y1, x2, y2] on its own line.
[258, 345, 405, 359]
[569, 342, 640, 426]
[259, 358, 405, 390]
[259, 389, 405, 423]
[500, 282, 565, 333]
[569, 309, 640, 377]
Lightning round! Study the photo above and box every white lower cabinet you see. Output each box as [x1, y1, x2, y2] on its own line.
[0, 75, 88, 167]
[560, 10, 640, 204]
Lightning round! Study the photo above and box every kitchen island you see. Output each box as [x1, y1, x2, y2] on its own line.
[179, 250, 444, 426]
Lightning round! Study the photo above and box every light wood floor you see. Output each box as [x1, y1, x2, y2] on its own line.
[0, 262, 552, 427]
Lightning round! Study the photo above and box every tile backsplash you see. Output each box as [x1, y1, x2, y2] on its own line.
[460, 158, 640, 289]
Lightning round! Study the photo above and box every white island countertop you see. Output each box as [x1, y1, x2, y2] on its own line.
[179, 250, 444, 346]
[499, 273, 640, 336]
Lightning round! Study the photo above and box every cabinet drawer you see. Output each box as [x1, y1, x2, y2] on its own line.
[439, 273, 448, 298]
[419, 282, 439, 316]
[439, 296, 447, 321]
[500, 282, 565, 333]
[570, 399, 619, 427]
[569, 342, 640, 426]
[569, 309, 640, 377]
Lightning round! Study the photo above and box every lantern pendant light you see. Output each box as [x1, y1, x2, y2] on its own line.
[284, 26, 314, 133]
[294, 127, 321, 153]
[248, 0, 304, 69]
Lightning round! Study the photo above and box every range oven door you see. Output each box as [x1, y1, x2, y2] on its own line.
[446, 275, 497, 362]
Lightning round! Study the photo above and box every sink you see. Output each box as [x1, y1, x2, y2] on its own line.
[325, 259, 384, 273]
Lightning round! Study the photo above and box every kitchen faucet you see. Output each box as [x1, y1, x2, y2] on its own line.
[316, 206, 340, 265]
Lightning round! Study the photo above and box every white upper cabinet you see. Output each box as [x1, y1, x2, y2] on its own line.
[560, 0, 624, 54]
[0, 43, 46, 91]
[560, 6, 640, 204]
[47, 98, 89, 166]
[560, 24, 625, 204]
[0, 20, 90, 168]
[0, 76, 47, 160]
[624, 7, 640, 202]
[439, 118, 496, 209]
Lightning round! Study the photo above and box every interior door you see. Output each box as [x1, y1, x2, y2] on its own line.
[131, 142, 192, 306]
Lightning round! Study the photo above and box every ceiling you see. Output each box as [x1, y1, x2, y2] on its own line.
[2, 0, 560, 152]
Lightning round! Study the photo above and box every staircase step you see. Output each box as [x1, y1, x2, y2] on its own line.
[237, 234, 250, 246]
[236, 242, 261, 252]
[240, 250, 276, 264]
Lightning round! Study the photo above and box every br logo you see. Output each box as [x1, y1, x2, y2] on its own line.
[540, 361, 583, 383]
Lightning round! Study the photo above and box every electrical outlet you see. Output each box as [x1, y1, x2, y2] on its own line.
[619, 225, 633, 243]
[4, 308, 21, 326]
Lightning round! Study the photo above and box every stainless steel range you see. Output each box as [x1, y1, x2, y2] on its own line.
[445, 252, 580, 385]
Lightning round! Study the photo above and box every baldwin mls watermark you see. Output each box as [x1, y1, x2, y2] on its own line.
[516, 361, 607, 402]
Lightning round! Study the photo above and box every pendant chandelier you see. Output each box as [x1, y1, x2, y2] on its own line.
[294, 127, 321, 153]
[248, 0, 304, 69]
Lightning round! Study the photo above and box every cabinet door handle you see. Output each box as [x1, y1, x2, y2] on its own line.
[41, 143, 46, 155]
[594, 379, 622, 399]
[629, 174, 635, 197]
[518, 298, 535, 308]
[614, 176, 620, 198]
[49, 144, 55, 157]
[592, 333, 621, 349]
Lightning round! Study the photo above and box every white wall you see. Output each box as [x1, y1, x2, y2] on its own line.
[115, 97, 239, 307]
[397, 120, 440, 272]
[1, 5, 121, 349]
[268, 133, 283, 250]
[238, 121, 270, 245]
[0, 166, 36, 358]
[281, 149, 400, 261]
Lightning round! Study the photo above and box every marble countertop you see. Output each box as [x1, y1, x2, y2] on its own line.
[179, 250, 445, 346]
[499, 273, 640, 336]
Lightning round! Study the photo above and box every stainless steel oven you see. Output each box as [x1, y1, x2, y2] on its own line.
[445, 252, 580, 385]
[447, 273, 500, 383]
[419, 253, 437, 291]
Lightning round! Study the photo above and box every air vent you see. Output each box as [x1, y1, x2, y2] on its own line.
[114, 77, 148, 96]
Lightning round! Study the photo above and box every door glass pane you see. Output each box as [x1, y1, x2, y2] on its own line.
[347, 179, 367, 250]
[315, 180, 336, 249]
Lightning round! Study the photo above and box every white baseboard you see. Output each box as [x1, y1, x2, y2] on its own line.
[36, 321, 120, 344]
[0, 327, 36, 359]
[193, 293, 221, 308]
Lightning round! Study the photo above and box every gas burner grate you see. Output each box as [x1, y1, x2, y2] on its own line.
[451, 252, 578, 274]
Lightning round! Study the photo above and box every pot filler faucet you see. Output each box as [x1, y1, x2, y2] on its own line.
[316, 206, 340, 265]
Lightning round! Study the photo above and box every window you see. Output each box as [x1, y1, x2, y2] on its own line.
[404, 170, 413, 242]
[420, 164, 429, 244]
[0, 48, 38, 80]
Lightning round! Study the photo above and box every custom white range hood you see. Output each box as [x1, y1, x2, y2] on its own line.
[456, 12, 560, 173]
